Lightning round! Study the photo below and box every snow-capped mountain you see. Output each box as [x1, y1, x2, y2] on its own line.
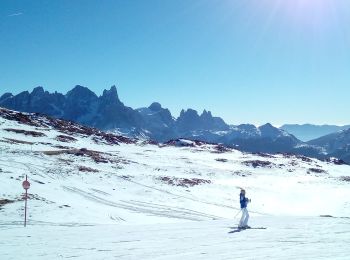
[1, 107, 350, 259]
[176, 108, 229, 133]
[307, 128, 350, 163]
[219, 123, 301, 153]
[281, 124, 350, 142]
[0, 86, 302, 153]
[136, 102, 176, 142]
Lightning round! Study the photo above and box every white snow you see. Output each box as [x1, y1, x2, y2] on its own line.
[1, 112, 350, 259]
[2, 217, 350, 260]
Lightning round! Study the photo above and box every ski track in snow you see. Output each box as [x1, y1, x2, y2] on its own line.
[61, 185, 220, 221]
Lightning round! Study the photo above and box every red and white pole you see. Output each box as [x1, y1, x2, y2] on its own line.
[22, 175, 30, 227]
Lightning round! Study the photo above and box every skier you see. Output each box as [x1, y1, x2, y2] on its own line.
[238, 189, 250, 229]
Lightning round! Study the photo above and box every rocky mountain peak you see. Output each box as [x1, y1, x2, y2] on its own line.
[236, 124, 258, 132]
[0, 93, 13, 102]
[259, 123, 283, 138]
[66, 85, 97, 100]
[31, 86, 45, 96]
[102, 85, 118, 97]
[149, 102, 162, 112]
[101, 85, 122, 105]
[180, 109, 199, 118]
[200, 110, 213, 119]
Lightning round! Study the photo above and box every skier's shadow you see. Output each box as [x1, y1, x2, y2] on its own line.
[228, 229, 242, 234]
[228, 227, 266, 234]
[228, 226, 244, 234]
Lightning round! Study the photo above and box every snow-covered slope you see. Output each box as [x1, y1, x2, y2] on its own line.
[1, 107, 350, 259]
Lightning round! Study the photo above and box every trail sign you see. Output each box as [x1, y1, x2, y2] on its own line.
[22, 180, 30, 190]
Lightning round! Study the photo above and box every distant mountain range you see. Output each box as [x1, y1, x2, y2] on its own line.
[280, 124, 350, 142]
[307, 128, 350, 163]
[1, 86, 349, 163]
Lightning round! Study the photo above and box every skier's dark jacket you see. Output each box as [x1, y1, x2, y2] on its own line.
[240, 193, 249, 209]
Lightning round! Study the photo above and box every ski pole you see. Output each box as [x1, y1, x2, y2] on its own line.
[234, 209, 242, 219]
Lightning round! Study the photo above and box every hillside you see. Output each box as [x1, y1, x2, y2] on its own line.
[1, 107, 350, 259]
[308, 128, 350, 163]
[281, 124, 350, 142]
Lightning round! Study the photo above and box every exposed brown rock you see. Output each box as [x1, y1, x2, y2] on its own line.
[78, 166, 99, 173]
[2, 138, 34, 145]
[4, 128, 46, 137]
[308, 168, 327, 174]
[158, 176, 211, 187]
[243, 160, 273, 168]
[43, 148, 110, 163]
[215, 158, 228, 162]
[340, 176, 350, 182]
[0, 198, 15, 210]
[56, 135, 77, 142]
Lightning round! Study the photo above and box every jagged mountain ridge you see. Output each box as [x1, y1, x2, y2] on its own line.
[0, 85, 327, 158]
[307, 128, 350, 163]
[0, 86, 145, 131]
[281, 124, 350, 142]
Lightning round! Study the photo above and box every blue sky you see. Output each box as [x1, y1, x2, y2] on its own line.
[1, 0, 349, 125]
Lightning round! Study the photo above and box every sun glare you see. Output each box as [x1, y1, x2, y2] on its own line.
[281, 0, 335, 23]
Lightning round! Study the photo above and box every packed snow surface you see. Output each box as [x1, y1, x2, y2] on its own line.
[0, 109, 350, 259]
